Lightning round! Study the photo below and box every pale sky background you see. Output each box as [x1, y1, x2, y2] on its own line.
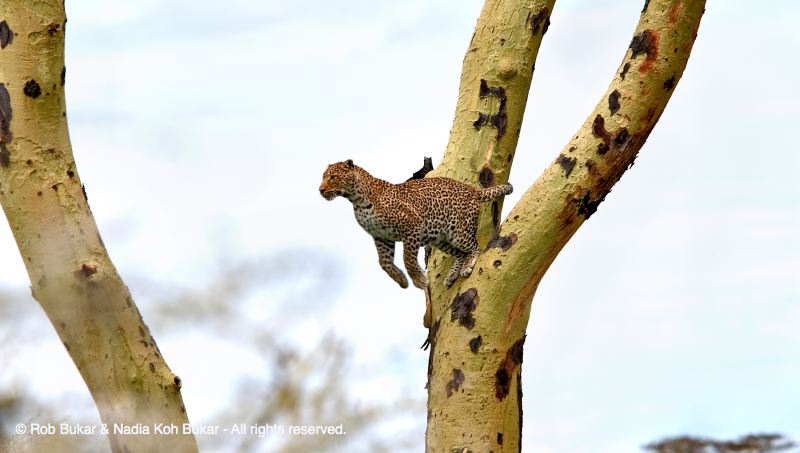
[1, 0, 799, 452]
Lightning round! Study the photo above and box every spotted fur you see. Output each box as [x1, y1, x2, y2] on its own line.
[319, 159, 512, 289]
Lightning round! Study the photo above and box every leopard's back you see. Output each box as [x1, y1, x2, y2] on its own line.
[395, 177, 480, 247]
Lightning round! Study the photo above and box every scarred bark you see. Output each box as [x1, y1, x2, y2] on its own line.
[425, 1, 705, 451]
[0, 2, 197, 452]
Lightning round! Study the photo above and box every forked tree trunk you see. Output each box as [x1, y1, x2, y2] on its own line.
[0, 2, 197, 452]
[424, 0, 705, 451]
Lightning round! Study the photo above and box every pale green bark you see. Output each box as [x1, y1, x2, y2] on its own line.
[425, 1, 705, 451]
[0, 2, 197, 452]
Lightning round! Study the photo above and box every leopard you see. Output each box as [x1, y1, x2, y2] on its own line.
[319, 159, 512, 289]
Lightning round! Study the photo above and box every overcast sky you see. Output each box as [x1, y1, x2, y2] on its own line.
[1, 1, 799, 452]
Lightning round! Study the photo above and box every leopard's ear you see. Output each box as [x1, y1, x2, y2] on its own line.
[344, 159, 354, 169]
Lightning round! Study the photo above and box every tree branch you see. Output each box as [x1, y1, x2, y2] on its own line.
[425, 0, 705, 451]
[0, 2, 197, 451]
[423, 0, 555, 327]
[430, 0, 556, 238]
[492, 0, 705, 335]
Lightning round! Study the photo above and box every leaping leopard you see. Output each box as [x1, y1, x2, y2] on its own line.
[319, 159, 512, 289]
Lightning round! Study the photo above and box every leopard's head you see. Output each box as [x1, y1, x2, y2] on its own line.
[319, 159, 357, 200]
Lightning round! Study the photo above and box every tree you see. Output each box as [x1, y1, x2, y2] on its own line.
[644, 433, 797, 453]
[0, 2, 196, 452]
[423, 0, 705, 451]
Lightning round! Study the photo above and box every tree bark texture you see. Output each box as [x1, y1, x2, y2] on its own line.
[0, 2, 197, 452]
[424, 1, 705, 451]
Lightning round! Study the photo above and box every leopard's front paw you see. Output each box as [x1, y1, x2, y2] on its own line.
[396, 276, 409, 289]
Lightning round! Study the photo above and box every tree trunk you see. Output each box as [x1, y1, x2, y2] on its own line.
[0, 2, 197, 452]
[424, 0, 705, 451]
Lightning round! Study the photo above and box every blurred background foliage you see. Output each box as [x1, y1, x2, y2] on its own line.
[0, 252, 422, 452]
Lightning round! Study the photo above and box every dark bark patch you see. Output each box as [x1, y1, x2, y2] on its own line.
[642, 0, 651, 13]
[476, 79, 508, 140]
[450, 288, 479, 330]
[0, 145, 9, 168]
[568, 146, 576, 153]
[490, 111, 507, 137]
[491, 200, 500, 228]
[138, 325, 145, 337]
[593, 114, 612, 156]
[576, 190, 607, 220]
[556, 154, 577, 177]
[486, 232, 517, 252]
[173, 375, 182, 388]
[0, 20, 12, 49]
[24, 80, 42, 98]
[473, 113, 488, 130]
[517, 368, 524, 448]
[67, 169, 75, 178]
[79, 263, 97, 278]
[478, 165, 495, 188]
[148, 362, 155, 373]
[0, 83, 11, 143]
[495, 336, 526, 401]
[528, 8, 550, 35]
[493, 259, 502, 268]
[497, 432, 504, 445]
[629, 30, 660, 73]
[445, 368, 465, 397]
[614, 128, 630, 148]
[81, 184, 88, 201]
[406, 156, 433, 181]
[663, 75, 676, 91]
[479, 78, 503, 99]
[630, 30, 657, 59]
[63, 342, 70, 351]
[608, 90, 621, 115]
[61, 66, 66, 86]
[509, 337, 525, 365]
[620, 62, 631, 80]
[592, 114, 611, 144]
[469, 335, 482, 353]
[494, 368, 510, 403]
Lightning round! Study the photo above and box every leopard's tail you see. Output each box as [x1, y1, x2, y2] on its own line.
[479, 184, 513, 202]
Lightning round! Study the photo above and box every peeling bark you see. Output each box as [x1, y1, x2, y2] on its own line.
[424, 0, 705, 451]
[0, 2, 197, 452]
